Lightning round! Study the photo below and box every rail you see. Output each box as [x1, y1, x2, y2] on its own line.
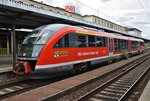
[77, 55, 150, 101]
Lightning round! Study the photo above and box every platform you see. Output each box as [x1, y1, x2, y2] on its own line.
[0, 64, 12, 73]
[0, 54, 12, 64]
[138, 80, 150, 101]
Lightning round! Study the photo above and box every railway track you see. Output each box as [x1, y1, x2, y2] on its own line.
[0, 74, 70, 100]
[77, 55, 150, 101]
[0, 53, 150, 100]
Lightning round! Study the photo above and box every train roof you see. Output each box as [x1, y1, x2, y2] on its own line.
[129, 37, 144, 42]
[35, 24, 69, 32]
[75, 25, 129, 40]
[34, 24, 144, 42]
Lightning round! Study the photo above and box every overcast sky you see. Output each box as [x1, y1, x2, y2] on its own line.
[35, 0, 150, 39]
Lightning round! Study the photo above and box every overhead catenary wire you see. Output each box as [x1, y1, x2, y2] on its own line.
[137, 0, 150, 17]
[73, 0, 133, 27]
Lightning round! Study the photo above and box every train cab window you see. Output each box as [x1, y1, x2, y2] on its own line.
[88, 35, 96, 47]
[77, 35, 87, 47]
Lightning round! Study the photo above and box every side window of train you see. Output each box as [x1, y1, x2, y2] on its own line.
[131, 41, 138, 49]
[114, 39, 118, 51]
[96, 36, 103, 47]
[140, 42, 144, 46]
[96, 36, 107, 47]
[54, 33, 77, 48]
[53, 34, 69, 48]
[69, 33, 77, 47]
[54, 38, 63, 48]
[114, 39, 128, 52]
[64, 34, 69, 47]
[77, 34, 87, 47]
[103, 37, 107, 47]
[88, 35, 96, 47]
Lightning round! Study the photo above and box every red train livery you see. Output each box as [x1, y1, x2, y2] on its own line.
[14, 24, 145, 78]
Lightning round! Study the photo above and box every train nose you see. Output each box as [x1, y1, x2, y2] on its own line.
[14, 61, 33, 74]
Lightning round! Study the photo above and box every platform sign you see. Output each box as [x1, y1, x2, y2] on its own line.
[65, 6, 75, 13]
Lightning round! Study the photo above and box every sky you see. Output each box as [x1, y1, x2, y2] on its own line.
[35, 0, 150, 39]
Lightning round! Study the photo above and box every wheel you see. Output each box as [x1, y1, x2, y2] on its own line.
[70, 66, 77, 75]
[70, 62, 89, 75]
[78, 62, 88, 72]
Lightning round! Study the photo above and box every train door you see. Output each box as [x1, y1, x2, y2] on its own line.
[109, 38, 113, 56]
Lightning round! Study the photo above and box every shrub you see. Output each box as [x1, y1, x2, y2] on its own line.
[121, 50, 129, 60]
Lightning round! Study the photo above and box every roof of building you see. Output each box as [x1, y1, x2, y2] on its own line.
[31, 0, 82, 16]
[128, 27, 142, 32]
[83, 15, 126, 28]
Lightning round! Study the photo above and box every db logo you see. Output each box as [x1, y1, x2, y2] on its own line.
[54, 51, 59, 58]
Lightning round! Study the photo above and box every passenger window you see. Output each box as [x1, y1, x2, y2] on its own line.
[88, 35, 96, 47]
[96, 36, 102, 47]
[64, 34, 69, 47]
[69, 33, 77, 48]
[78, 35, 87, 47]
[53, 33, 77, 48]
[103, 37, 107, 47]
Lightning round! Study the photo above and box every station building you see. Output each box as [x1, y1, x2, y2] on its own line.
[0, 0, 141, 54]
[127, 27, 142, 37]
[83, 15, 128, 33]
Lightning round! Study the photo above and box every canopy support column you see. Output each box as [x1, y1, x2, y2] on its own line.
[11, 25, 16, 67]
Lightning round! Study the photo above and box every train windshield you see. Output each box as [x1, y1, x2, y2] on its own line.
[18, 29, 54, 58]
[18, 24, 67, 58]
[18, 44, 43, 58]
[23, 30, 54, 44]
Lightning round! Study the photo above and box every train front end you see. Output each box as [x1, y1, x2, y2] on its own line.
[13, 25, 54, 75]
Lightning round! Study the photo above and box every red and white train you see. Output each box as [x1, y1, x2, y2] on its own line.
[14, 24, 145, 78]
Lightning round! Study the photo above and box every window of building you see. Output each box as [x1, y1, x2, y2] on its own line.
[102, 21, 104, 26]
